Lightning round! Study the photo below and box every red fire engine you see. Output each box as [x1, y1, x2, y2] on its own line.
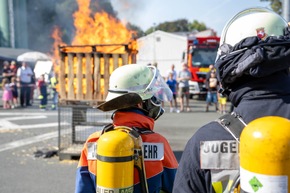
[184, 33, 220, 99]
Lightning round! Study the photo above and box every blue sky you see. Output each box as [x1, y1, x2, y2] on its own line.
[112, 0, 270, 36]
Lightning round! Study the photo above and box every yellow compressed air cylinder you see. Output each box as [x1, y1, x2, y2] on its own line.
[96, 128, 134, 193]
[240, 116, 290, 193]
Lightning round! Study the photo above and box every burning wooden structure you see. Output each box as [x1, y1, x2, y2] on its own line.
[54, 0, 139, 160]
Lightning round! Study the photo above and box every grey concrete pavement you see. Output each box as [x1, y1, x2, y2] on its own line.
[0, 98, 226, 193]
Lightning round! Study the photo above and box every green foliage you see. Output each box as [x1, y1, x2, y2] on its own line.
[261, 0, 282, 14]
[145, 27, 155, 34]
[189, 20, 207, 32]
[145, 19, 207, 34]
[126, 23, 145, 38]
[271, 0, 282, 14]
[157, 19, 190, 32]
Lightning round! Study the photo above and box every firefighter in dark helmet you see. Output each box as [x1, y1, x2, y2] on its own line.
[173, 7, 290, 193]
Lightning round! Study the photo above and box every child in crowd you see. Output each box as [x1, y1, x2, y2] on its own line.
[10, 61, 17, 76]
[49, 73, 58, 110]
[10, 77, 19, 108]
[37, 74, 47, 110]
[205, 72, 218, 112]
[218, 92, 227, 114]
[166, 72, 179, 113]
[2, 78, 12, 109]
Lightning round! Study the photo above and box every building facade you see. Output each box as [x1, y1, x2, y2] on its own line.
[0, 0, 28, 48]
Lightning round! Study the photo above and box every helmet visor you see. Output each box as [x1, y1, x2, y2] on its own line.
[143, 66, 173, 102]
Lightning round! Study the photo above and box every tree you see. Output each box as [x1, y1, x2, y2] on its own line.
[145, 19, 208, 34]
[189, 20, 207, 32]
[159, 19, 189, 32]
[126, 23, 145, 38]
[145, 19, 189, 34]
[261, 0, 282, 14]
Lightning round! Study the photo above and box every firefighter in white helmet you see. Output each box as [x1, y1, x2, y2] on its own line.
[75, 64, 178, 193]
[173, 7, 290, 193]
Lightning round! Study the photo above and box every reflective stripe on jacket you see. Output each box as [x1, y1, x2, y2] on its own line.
[211, 169, 239, 193]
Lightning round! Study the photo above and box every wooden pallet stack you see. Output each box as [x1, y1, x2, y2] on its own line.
[58, 43, 137, 104]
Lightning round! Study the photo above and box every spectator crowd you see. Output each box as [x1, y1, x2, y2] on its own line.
[1, 60, 58, 111]
[2, 59, 225, 113]
[159, 63, 229, 114]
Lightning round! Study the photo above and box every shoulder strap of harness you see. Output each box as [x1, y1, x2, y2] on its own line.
[216, 112, 247, 142]
[216, 112, 247, 192]
[100, 123, 114, 135]
[100, 123, 154, 135]
[132, 127, 155, 135]
[99, 123, 150, 193]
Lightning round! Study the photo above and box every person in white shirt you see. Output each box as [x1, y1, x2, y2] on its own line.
[167, 64, 177, 80]
[177, 63, 192, 112]
[17, 62, 33, 107]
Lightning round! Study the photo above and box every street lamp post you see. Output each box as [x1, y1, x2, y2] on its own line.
[8, 0, 15, 48]
[153, 23, 156, 64]
[283, 0, 290, 22]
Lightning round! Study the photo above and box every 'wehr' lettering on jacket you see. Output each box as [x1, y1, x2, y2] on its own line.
[144, 144, 158, 159]
[88, 142, 164, 161]
[200, 140, 240, 170]
[142, 143, 164, 161]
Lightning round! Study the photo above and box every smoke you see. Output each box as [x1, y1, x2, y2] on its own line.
[23, 0, 143, 52]
[26, 0, 81, 52]
[110, 0, 146, 25]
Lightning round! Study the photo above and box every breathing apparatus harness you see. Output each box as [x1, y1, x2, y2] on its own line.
[216, 112, 247, 192]
[99, 123, 153, 193]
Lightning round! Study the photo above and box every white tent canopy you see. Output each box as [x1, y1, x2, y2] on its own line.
[17, 51, 51, 62]
[33, 60, 53, 81]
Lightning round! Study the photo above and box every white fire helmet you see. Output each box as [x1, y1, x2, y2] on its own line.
[220, 7, 288, 48]
[97, 64, 172, 112]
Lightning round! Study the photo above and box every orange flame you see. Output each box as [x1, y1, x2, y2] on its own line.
[50, 26, 65, 68]
[51, 0, 137, 99]
[73, 1, 134, 45]
[51, 0, 136, 57]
